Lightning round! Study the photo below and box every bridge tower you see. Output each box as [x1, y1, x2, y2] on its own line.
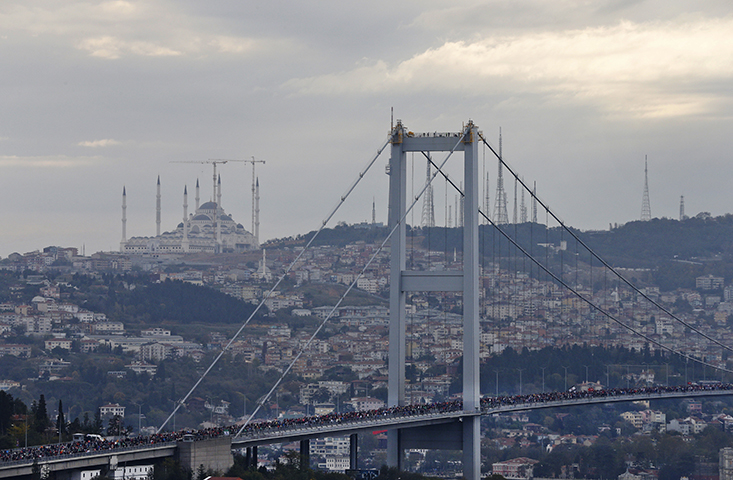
[387, 120, 481, 480]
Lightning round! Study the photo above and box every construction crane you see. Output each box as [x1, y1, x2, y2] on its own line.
[172, 157, 266, 245]
[210, 157, 265, 245]
[171, 159, 247, 204]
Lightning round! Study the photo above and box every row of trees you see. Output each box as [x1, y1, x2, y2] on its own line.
[0, 391, 105, 449]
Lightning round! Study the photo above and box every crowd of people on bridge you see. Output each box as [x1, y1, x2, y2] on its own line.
[2, 382, 732, 465]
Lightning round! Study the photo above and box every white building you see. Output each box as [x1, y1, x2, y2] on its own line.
[120, 176, 257, 254]
[100, 403, 125, 418]
[324, 456, 351, 473]
[109, 465, 153, 480]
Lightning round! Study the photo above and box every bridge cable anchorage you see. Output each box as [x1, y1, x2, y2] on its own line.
[156, 138, 391, 433]
[477, 132, 733, 357]
[426, 156, 733, 375]
[235, 129, 471, 437]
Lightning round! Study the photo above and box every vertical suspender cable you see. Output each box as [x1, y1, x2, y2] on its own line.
[157, 138, 391, 433]
[235, 131, 469, 436]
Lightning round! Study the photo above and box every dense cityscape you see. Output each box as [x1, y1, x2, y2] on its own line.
[4, 217, 733, 479]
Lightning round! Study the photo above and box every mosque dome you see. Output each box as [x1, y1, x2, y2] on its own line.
[120, 175, 258, 254]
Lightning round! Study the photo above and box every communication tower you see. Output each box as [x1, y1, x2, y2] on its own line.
[641, 155, 651, 221]
[493, 128, 509, 224]
[421, 160, 435, 227]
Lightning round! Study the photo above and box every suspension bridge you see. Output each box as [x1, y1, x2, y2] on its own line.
[3, 120, 732, 480]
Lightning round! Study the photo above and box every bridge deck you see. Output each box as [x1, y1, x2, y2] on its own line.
[2, 387, 731, 477]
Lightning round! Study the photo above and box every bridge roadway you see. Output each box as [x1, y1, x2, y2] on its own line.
[2, 386, 732, 478]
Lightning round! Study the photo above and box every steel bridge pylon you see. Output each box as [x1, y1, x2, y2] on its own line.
[387, 120, 481, 480]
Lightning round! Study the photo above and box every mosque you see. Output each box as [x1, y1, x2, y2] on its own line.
[120, 175, 259, 254]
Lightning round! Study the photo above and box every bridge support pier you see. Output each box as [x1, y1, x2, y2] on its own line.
[349, 434, 358, 470]
[387, 430, 402, 470]
[463, 416, 481, 480]
[176, 436, 233, 474]
[244, 446, 258, 470]
[300, 439, 310, 469]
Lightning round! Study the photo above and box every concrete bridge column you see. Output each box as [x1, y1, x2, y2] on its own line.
[387, 429, 402, 470]
[176, 436, 233, 473]
[300, 439, 310, 469]
[349, 434, 358, 470]
[251, 445, 258, 470]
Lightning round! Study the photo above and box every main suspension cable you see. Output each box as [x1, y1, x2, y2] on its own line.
[431, 159, 732, 374]
[477, 133, 733, 357]
[235, 130, 469, 436]
[157, 138, 391, 433]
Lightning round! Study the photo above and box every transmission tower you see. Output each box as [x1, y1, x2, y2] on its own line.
[520, 180, 527, 223]
[421, 160, 435, 227]
[512, 177, 518, 224]
[459, 182, 465, 228]
[483, 171, 490, 223]
[641, 155, 651, 221]
[493, 128, 509, 224]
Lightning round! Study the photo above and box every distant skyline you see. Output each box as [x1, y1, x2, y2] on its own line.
[2, 1, 733, 257]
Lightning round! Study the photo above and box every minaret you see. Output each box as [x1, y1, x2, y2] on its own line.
[493, 128, 509, 224]
[259, 248, 270, 281]
[421, 160, 435, 227]
[215, 176, 222, 250]
[195, 178, 200, 210]
[255, 177, 260, 247]
[120, 186, 127, 252]
[641, 155, 651, 221]
[532, 181, 537, 223]
[372, 197, 376, 225]
[212, 163, 218, 203]
[182, 186, 189, 252]
[156, 176, 161, 236]
[217, 174, 222, 209]
[680, 195, 685, 221]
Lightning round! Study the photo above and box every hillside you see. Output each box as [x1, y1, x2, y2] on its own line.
[272, 214, 733, 291]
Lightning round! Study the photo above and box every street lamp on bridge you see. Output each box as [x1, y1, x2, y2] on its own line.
[517, 369, 524, 396]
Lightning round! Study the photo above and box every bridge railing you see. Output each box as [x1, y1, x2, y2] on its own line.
[233, 409, 461, 442]
[5, 385, 733, 468]
[0, 441, 178, 469]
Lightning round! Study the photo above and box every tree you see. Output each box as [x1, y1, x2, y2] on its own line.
[93, 410, 104, 434]
[56, 399, 66, 436]
[34, 394, 49, 434]
[106, 415, 130, 437]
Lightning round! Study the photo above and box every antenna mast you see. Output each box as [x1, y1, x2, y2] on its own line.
[493, 128, 509, 224]
[421, 158, 435, 227]
[641, 155, 651, 221]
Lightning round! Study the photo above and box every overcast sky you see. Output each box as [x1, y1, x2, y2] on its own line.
[1, 0, 732, 257]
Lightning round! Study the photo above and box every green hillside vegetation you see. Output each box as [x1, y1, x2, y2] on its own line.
[295, 282, 387, 307]
[69, 274, 260, 327]
[280, 215, 733, 292]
